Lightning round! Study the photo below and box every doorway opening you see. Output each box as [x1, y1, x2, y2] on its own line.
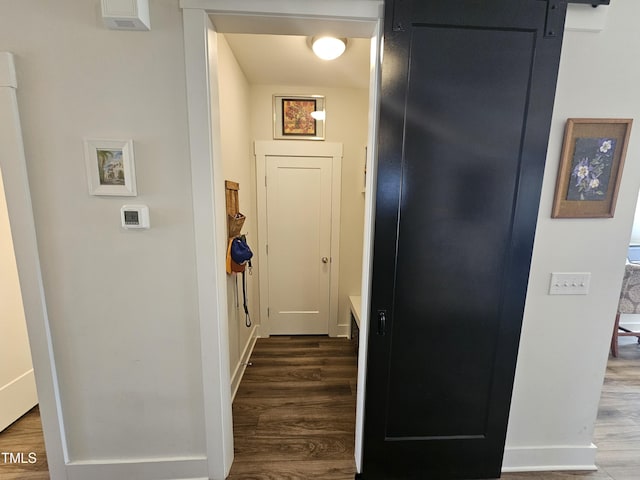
[0, 167, 48, 476]
[209, 26, 372, 476]
[192, 4, 382, 468]
[182, 4, 382, 475]
[592, 201, 640, 475]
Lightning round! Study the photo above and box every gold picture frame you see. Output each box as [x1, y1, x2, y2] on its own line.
[552, 118, 632, 218]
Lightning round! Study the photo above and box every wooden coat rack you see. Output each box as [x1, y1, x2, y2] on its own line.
[225, 180, 245, 238]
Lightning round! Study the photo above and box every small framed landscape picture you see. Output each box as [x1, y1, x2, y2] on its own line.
[552, 118, 633, 218]
[273, 95, 325, 140]
[84, 139, 137, 196]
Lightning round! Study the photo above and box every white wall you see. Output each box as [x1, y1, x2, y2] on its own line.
[505, 1, 640, 470]
[0, 168, 37, 431]
[250, 84, 368, 333]
[216, 33, 259, 389]
[0, 0, 206, 464]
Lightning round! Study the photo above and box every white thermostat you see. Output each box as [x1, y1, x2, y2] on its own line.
[120, 205, 150, 229]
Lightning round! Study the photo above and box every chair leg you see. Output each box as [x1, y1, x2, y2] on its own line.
[611, 313, 621, 358]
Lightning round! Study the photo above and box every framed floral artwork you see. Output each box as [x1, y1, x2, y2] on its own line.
[84, 138, 137, 196]
[273, 95, 325, 140]
[552, 118, 632, 218]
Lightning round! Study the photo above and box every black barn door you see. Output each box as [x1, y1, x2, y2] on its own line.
[362, 1, 567, 479]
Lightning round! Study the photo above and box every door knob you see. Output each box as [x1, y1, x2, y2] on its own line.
[321, 257, 329, 263]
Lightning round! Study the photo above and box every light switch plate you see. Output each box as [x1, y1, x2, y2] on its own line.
[549, 272, 591, 295]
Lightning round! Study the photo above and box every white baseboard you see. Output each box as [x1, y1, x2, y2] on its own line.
[66, 457, 209, 480]
[254, 323, 264, 338]
[502, 444, 597, 472]
[231, 325, 258, 401]
[0, 368, 37, 431]
[336, 323, 350, 338]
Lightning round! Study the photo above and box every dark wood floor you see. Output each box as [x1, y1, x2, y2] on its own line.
[1, 336, 637, 480]
[227, 335, 358, 479]
[0, 405, 49, 480]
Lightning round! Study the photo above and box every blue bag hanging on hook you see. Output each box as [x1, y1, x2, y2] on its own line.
[231, 235, 253, 266]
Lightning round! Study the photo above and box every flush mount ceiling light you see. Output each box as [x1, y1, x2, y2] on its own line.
[311, 36, 347, 61]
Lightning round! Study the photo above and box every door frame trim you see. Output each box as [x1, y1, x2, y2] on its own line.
[0, 52, 68, 478]
[254, 140, 343, 337]
[181, 2, 383, 476]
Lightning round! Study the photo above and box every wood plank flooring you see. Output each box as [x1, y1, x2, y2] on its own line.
[590, 338, 640, 480]
[0, 406, 49, 480]
[227, 336, 358, 479]
[1, 336, 637, 479]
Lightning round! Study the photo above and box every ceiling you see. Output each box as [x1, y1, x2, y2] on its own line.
[222, 33, 371, 89]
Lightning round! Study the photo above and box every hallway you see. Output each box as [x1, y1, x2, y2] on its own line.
[227, 336, 357, 479]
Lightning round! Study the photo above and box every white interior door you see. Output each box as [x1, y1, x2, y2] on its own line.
[266, 156, 333, 335]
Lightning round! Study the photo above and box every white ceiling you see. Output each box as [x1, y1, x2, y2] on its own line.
[222, 33, 371, 89]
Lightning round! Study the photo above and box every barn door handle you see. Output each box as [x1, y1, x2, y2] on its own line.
[377, 310, 387, 336]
